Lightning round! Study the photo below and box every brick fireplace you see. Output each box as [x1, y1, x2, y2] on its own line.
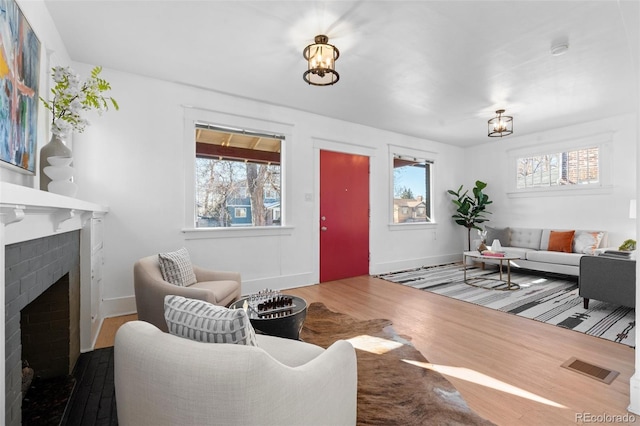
[4, 232, 81, 425]
[1, 182, 107, 425]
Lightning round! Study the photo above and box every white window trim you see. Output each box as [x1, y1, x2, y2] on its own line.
[506, 133, 614, 198]
[388, 144, 438, 228]
[182, 226, 295, 240]
[183, 106, 294, 234]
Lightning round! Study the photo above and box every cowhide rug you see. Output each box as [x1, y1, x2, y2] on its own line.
[300, 302, 495, 426]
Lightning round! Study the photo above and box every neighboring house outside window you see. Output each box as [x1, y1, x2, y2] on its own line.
[392, 153, 433, 224]
[394, 197, 428, 223]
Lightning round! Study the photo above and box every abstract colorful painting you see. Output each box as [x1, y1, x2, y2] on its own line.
[0, 0, 40, 173]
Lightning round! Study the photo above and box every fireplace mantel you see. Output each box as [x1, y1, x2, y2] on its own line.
[1, 182, 109, 424]
[1, 182, 108, 245]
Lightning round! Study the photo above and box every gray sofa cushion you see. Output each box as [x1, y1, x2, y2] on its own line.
[485, 226, 510, 247]
[509, 228, 542, 250]
[525, 250, 583, 267]
[502, 247, 532, 258]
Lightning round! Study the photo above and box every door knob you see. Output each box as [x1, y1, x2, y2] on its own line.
[321, 216, 326, 221]
[321, 226, 328, 231]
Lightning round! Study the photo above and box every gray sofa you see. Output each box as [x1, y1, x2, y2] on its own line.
[579, 255, 636, 308]
[479, 226, 608, 276]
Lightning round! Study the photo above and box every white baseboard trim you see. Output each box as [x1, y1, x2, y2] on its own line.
[629, 374, 640, 414]
[81, 316, 104, 353]
[101, 295, 137, 319]
[242, 272, 316, 294]
[370, 253, 461, 276]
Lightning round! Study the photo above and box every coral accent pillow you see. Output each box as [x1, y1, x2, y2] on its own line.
[548, 230, 575, 253]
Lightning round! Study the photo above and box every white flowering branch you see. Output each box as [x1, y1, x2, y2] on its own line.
[40, 66, 119, 137]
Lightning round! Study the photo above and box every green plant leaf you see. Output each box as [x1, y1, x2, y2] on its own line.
[448, 180, 493, 247]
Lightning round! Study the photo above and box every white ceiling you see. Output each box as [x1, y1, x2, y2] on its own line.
[43, 0, 639, 147]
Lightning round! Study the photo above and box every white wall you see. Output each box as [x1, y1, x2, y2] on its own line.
[463, 113, 637, 247]
[67, 64, 467, 316]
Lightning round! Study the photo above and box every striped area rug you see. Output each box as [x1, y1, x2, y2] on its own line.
[376, 263, 635, 347]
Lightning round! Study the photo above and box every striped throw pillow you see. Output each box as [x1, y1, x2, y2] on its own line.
[164, 295, 258, 346]
[158, 248, 197, 286]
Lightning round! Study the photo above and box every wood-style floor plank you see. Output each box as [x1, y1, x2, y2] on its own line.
[97, 276, 636, 426]
[95, 314, 137, 349]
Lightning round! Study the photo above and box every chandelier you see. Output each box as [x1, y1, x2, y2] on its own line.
[488, 109, 513, 137]
[303, 35, 340, 86]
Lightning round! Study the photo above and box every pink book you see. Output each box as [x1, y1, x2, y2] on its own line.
[481, 251, 505, 257]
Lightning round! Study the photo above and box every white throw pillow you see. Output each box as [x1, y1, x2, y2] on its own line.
[164, 295, 258, 346]
[158, 248, 197, 286]
[573, 231, 604, 255]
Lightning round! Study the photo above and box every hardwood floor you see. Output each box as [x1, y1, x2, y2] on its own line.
[95, 314, 138, 349]
[98, 276, 636, 425]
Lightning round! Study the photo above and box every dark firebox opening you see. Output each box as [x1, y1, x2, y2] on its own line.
[21, 274, 76, 424]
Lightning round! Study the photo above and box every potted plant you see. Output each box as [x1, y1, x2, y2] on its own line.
[447, 180, 493, 251]
[39, 65, 119, 194]
[619, 239, 636, 251]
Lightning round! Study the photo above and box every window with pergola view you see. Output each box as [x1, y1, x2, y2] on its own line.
[195, 124, 282, 228]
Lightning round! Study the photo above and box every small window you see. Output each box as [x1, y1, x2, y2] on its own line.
[195, 124, 282, 228]
[517, 147, 599, 189]
[392, 155, 433, 224]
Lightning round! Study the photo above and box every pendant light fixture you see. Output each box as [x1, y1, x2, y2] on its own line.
[488, 109, 513, 137]
[303, 35, 340, 86]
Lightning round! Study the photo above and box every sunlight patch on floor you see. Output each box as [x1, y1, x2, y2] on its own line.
[515, 274, 548, 288]
[402, 359, 567, 408]
[347, 335, 404, 354]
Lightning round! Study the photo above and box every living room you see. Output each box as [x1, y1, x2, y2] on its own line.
[0, 1, 638, 424]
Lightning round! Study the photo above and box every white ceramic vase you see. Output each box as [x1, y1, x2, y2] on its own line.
[40, 134, 72, 191]
[44, 156, 78, 197]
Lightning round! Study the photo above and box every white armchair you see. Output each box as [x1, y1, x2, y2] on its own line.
[114, 321, 357, 426]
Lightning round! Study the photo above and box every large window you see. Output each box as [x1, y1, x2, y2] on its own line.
[392, 155, 433, 224]
[516, 147, 599, 189]
[195, 124, 282, 228]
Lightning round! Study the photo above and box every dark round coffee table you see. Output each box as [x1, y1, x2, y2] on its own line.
[230, 295, 307, 340]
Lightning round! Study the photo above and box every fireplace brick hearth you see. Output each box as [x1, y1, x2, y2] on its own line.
[4, 231, 80, 426]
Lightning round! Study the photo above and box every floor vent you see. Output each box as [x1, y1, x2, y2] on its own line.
[561, 357, 619, 384]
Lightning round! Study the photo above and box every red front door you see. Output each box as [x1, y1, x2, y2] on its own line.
[320, 150, 370, 282]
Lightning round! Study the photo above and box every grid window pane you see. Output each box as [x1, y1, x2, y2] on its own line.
[392, 156, 433, 224]
[516, 147, 599, 189]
